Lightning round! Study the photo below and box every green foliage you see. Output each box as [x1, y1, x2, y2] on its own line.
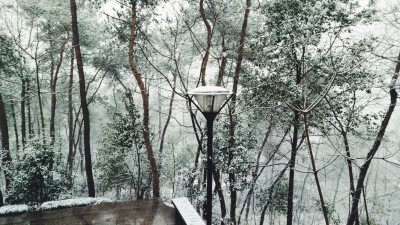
[0, 35, 22, 78]
[244, 0, 380, 151]
[246, 0, 377, 108]
[269, 176, 289, 214]
[323, 203, 342, 225]
[96, 93, 151, 198]
[213, 114, 257, 189]
[0, 0, 396, 223]
[257, 176, 289, 214]
[5, 140, 65, 205]
[360, 216, 379, 225]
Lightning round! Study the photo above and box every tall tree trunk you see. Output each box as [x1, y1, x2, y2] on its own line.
[260, 165, 289, 225]
[202, 166, 207, 218]
[10, 100, 19, 151]
[0, 187, 3, 206]
[287, 52, 302, 225]
[0, 92, 12, 191]
[79, 127, 84, 174]
[228, 1, 251, 223]
[303, 113, 330, 225]
[287, 111, 299, 225]
[343, 132, 359, 225]
[159, 74, 176, 173]
[20, 77, 26, 146]
[347, 53, 399, 225]
[187, 104, 204, 200]
[136, 144, 143, 200]
[238, 124, 288, 225]
[70, 0, 95, 197]
[213, 165, 227, 225]
[34, 58, 45, 138]
[324, 96, 360, 225]
[67, 48, 75, 190]
[49, 42, 55, 145]
[36, 116, 41, 138]
[49, 43, 65, 173]
[27, 79, 34, 138]
[129, 2, 159, 197]
[216, 34, 226, 86]
[50, 45, 64, 145]
[199, 0, 212, 86]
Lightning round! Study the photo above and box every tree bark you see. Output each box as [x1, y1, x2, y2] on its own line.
[286, 111, 299, 225]
[199, 0, 212, 86]
[324, 96, 360, 225]
[287, 43, 303, 225]
[0, 92, 12, 190]
[362, 187, 370, 225]
[260, 165, 289, 225]
[49, 42, 65, 174]
[232, 0, 251, 102]
[238, 125, 288, 225]
[34, 58, 45, 138]
[187, 103, 204, 200]
[238, 129, 272, 225]
[216, 34, 226, 86]
[347, 53, 399, 225]
[27, 79, 34, 138]
[159, 74, 176, 173]
[20, 77, 26, 146]
[214, 168, 227, 224]
[79, 127, 84, 174]
[50, 43, 65, 147]
[67, 48, 75, 190]
[10, 100, 19, 151]
[228, 1, 251, 223]
[343, 132, 359, 225]
[303, 113, 330, 225]
[0, 187, 3, 207]
[49, 43, 55, 144]
[129, 2, 159, 197]
[70, 0, 95, 197]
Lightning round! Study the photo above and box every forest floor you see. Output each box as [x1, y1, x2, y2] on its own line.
[0, 198, 175, 225]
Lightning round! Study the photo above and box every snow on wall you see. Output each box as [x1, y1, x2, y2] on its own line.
[0, 205, 29, 215]
[39, 197, 113, 210]
[0, 198, 114, 215]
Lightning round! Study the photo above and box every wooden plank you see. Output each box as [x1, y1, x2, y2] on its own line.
[161, 204, 176, 225]
[172, 198, 205, 225]
[1, 199, 174, 225]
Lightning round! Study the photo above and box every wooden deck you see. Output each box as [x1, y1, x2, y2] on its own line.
[0, 198, 176, 225]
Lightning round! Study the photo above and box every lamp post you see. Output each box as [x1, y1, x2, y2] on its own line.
[187, 86, 233, 225]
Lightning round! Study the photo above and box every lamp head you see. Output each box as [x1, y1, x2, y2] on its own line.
[187, 86, 232, 113]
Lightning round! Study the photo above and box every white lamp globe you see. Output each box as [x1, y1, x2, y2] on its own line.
[188, 86, 232, 113]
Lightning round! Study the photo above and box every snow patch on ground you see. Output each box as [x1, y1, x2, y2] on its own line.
[39, 197, 113, 210]
[0, 205, 29, 215]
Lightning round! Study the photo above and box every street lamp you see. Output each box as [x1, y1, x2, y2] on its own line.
[187, 86, 233, 225]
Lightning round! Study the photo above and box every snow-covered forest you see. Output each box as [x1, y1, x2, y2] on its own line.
[1, 0, 400, 224]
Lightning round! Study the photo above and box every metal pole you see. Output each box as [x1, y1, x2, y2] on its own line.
[186, 93, 232, 224]
[206, 116, 214, 225]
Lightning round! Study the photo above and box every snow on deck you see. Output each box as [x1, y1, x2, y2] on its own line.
[0, 198, 176, 225]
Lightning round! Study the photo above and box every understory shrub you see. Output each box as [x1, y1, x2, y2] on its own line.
[5, 139, 65, 205]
